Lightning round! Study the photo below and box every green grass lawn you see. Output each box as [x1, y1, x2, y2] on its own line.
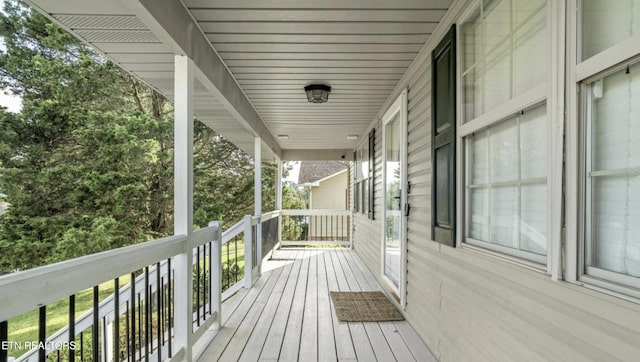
[7, 238, 247, 359]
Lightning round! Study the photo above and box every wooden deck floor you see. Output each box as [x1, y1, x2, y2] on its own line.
[198, 248, 437, 362]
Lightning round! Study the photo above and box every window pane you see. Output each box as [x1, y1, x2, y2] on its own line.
[581, 0, 640, 61]
[471, 130, 489, 184]
[489, 119, 517, 183]
[520, 105, 547, 179]
[490, 186, 518, 247]
[470, 188, 489, 240]
[590, 176, 640, 276]
[521, 183, 547, 255]
[592, 64, 640, 171]
[513, 0, 547, 96]
[484, 0, 512, 109]
[461, 0, 547, 122]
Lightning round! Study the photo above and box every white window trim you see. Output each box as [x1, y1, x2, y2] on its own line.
[456, 0, 564, 275]
[565, 0, 640, 299]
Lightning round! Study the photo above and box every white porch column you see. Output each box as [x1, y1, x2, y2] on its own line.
[276, 158, 283, 210]
[174, 55, 194, 362]
[276, 159, 283, 246]
[254, 137, 262, 276]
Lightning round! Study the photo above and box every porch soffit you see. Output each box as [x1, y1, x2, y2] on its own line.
[24, 0, 454, 160]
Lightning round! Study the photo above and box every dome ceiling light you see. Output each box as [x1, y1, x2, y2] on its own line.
[304, 84, 331, 103]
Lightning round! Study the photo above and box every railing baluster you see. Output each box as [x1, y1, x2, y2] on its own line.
[210, 223, 222, 330]
[92, 286, 99, 362]
[114, 278, 120, 362]
[1, 320, 8, 362]
[208, 241, 213, 316]
[196, 245, 201, 327]
[137, 293, 142, 361]
[167, 258, 172, 358]
[156, 262, 162, 362]
[80, 331, 84, 362]
[145, 266, 150, 362]
[130, 272, 136, 360]
[69, 295, 75, 362]
[125, 301, 130, 362]
[160, 276, 165, 349]
[38, 305, 46, 362]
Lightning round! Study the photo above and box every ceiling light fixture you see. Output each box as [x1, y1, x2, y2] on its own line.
[277, 134, 289, 140]
[304, 84, 331, 103]
[346, 135, 358, 140]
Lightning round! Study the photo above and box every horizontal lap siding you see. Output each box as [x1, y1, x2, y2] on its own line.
[353, 121, 382, 274]
[351, 0, 640, 360]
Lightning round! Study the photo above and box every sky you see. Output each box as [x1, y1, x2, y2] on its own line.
[283, 161, 300, 183]
[0, 0, 22, 113]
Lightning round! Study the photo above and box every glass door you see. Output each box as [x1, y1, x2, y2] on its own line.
[382, 91, 407, 306]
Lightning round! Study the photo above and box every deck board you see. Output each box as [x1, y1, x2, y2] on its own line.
[198, 248, 436, 362]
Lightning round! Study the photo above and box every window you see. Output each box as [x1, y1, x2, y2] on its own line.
[582, 61, 640, 289]
[354, 130, 374, 219]
[460, 0, 549, 263]
[576, 0, 640, 295]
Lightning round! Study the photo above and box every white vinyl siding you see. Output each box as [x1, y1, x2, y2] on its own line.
[310, 171, 348, 210]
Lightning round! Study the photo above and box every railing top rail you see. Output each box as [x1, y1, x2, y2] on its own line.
[222, 218, 246, 244]
[261, 210, 280, 222]
[0, 223, 221, 322]
[280, 209, 352, 216]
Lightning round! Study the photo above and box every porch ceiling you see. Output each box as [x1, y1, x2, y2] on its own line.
[25, 0, 453, 160]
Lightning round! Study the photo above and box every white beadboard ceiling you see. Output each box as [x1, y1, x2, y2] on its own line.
[25, 0, 453, 160]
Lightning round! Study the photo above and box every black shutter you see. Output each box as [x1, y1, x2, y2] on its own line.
[353, 151, 358, 212]
[368, 128, 375, 220]
[431, 25, 456, 247]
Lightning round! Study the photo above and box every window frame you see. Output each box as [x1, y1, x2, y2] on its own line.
[577, 59, 640, 298]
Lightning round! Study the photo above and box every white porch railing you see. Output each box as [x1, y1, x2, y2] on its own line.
[280, 209, 352, 248]
[0, 210, 347, 362]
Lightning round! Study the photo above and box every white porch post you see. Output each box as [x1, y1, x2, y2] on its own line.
[254, 137, 262, 276]
[174, 55, 194, 362]
[276, 159, 283, 246]
[276, 158, 283, 210]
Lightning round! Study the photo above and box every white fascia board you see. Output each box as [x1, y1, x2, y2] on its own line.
[125, 0, 281, 158]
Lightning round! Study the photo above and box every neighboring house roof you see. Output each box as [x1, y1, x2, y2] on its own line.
[298, 161, 348, 185]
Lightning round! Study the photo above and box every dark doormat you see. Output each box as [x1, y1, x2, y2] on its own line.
[330, 291, 405, 322]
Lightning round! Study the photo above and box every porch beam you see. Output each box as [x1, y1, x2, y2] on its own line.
[173, 55, 194, 362]
[281, 149, 354, 161]
[125, 0, 281, 158]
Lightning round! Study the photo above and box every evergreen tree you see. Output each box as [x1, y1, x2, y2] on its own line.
[0, 0, 280, 272]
